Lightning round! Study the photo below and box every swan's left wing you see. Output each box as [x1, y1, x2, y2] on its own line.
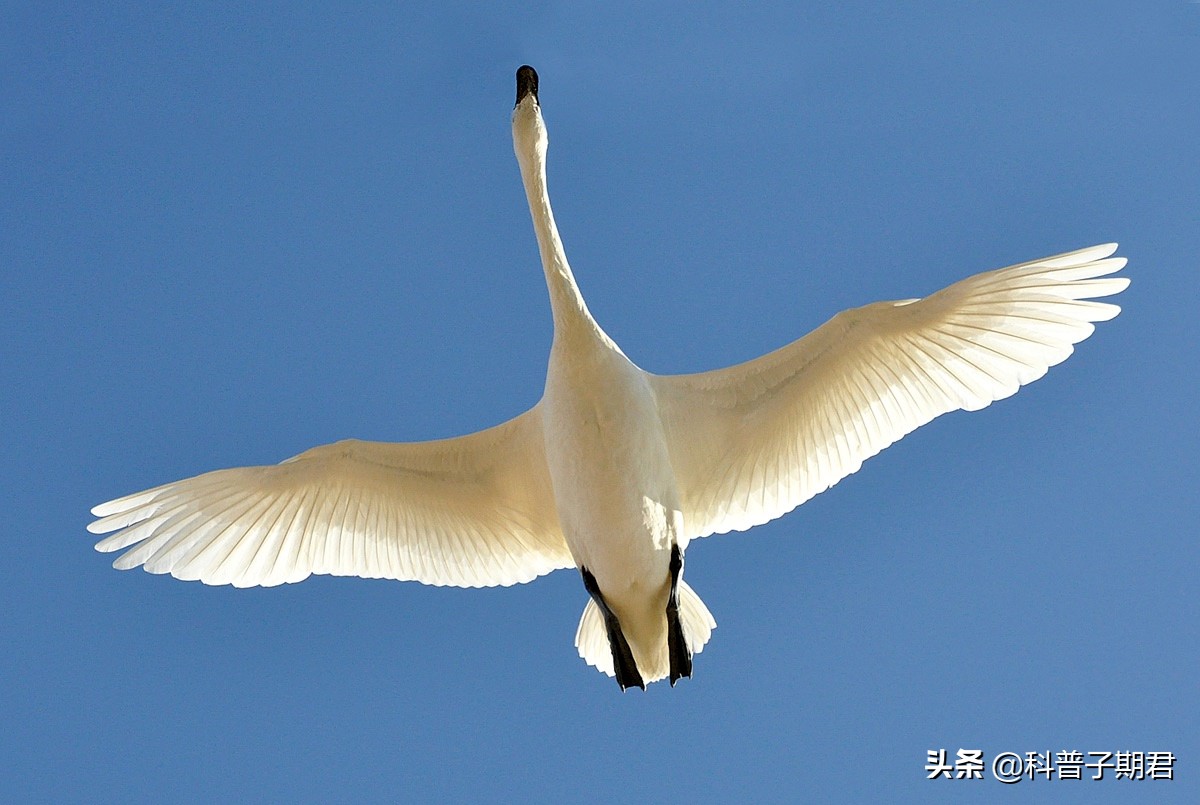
[89, 405, 573, 588]
[651, 244, 1128, 540]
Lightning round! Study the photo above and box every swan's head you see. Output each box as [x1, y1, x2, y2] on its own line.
[512, 65, 547, 168]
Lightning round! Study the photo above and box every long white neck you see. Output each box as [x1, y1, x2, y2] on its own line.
[513, 101, 609, 346]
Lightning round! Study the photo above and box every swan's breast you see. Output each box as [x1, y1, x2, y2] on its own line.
[541, 346, 682, 586]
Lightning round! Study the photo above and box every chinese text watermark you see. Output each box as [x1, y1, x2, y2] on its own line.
[925, 749, 1175, 784]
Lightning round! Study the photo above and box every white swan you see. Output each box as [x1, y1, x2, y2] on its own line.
[90, 66, 1129, 690]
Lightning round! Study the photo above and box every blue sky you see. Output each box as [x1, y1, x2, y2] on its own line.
[3, 2, 1196, 802]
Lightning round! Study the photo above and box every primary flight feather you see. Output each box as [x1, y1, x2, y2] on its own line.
[90, 66, 1128, 690]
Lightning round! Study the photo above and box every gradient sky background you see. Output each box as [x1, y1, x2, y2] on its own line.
[3, 3, 1197, 802]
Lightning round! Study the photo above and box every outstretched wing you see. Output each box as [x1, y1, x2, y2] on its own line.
[651, 243, 1128, 540]
[89, 406, 572, 588]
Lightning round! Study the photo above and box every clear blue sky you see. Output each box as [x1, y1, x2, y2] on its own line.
[3, 3, 1196, 802]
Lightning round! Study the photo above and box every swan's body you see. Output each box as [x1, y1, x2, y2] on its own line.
[90, 66, 1129, 690]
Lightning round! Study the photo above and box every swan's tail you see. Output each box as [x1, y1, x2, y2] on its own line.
[574, 580, 716, 683]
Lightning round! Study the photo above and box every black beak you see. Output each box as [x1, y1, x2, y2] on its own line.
[516, 65, 539, 106]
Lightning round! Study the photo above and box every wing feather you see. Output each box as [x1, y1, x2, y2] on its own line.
[90, 406, 573, 588]
[652, 244, 1128, 539]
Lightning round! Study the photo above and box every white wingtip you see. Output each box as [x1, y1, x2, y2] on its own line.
[1041, 242, 1119, 266]
[91, 486, 165, 518]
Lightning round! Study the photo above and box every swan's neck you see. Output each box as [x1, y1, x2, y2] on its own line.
[515, 111, 611, 348]
[523, 158, 587, 325]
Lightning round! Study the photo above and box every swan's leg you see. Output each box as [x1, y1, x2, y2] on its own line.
[580, 567, 645, 691]
[666, 543, 692, 686]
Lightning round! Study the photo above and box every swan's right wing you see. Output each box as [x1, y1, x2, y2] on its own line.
[651, 244, 1128, 540]
[89, 405, 573, 588]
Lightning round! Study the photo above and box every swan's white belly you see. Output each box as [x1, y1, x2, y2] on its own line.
[542, 347, 684, 606]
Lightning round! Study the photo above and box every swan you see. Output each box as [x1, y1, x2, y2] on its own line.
[89, 65, 1129, 690]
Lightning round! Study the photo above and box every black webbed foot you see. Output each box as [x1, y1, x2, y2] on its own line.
[666, 543, 692, 686]
[580, 567, 645, 691]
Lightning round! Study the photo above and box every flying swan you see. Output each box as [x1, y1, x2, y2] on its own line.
[90, 66, 1129, 690]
